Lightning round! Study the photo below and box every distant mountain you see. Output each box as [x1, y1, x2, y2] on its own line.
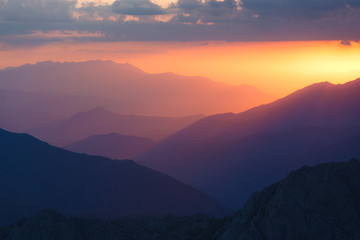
[0, 89, 112, 132]
[0, 128, 230, 226]
[213, 159, 360, 240]
[2, 160, 360, 240]
[28, 106, 203, 146]
[65, 133, 157, 160]
[0, 60, 275, 116]
[137, 79, 360, 208]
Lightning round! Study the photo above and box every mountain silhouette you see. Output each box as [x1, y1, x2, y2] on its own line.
[28, 106, 203, 146]
[0, 60, 274, 116]
[2, 159, 360, 240]
[65, 133, 157, 160]
[0, 89, 113, 132]
[138, 79, 360, 208]
[214, 159, 360, 240]
[0, 128, 230, 226]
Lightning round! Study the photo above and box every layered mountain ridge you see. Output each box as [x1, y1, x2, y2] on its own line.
[0, 128, 230, 226]
[1, 159, 359, 240]
[138, 79, 360, 208]
[0, 60, 274, 117]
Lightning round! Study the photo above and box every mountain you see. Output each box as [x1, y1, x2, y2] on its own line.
[28, 106, 203, 146]
[2, 159, 360, 240]
[137, 79, 360, 208]
[214, 159, 360, 240]
[0, 209, 219, 240]
[0, 60, 275, 116]
[0, 89, 113, 132]
[65, 133, 157, 160]
[0, 128, 230, 226]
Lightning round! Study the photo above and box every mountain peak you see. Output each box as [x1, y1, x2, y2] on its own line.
[87, 106, 109, 114]
[216, 159, 360, 239]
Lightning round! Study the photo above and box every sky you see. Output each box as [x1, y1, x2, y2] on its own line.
[0, 0, 360, 96]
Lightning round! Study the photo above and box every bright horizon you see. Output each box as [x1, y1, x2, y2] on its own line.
[1, 0, 360, 97]
[1, 40, 359, 97]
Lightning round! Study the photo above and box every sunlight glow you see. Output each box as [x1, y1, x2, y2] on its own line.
[1, 41, 359, 97]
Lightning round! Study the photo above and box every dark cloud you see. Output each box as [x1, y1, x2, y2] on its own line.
[176, 0, 203, 11]
[241, 0, 360, 19]
[112, 0, 165, 15]
[340, 40, 352, 45]
[171, 0, 242, 24]
[0, 0, 76, 22]
[0, 0, 360, 43]
[347, 0, 360, 7]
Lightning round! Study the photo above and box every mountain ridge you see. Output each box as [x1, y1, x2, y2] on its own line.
[0, 128, 230, 226]
[65, 132, 157, 160]
[28, 106, 204, 146]
[137, 78, 360, 208]
[0, 60, 275, 117]
[1, 159, 360, 239]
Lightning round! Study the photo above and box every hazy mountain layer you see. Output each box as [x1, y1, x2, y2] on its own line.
[0, 128, 230, 226]
[28, 106, 203, 146]
[65, 133, 157, 160]
[0, 60, 274, 116]
[138, 79, 360, 208]
[0, 89, 113, 132]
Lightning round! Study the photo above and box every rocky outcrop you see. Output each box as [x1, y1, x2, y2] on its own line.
[214, 158, 360, 240]
[2, 159, 360, 239]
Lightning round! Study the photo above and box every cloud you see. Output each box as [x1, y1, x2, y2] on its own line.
[340, 40, 352, 46]
[0, 0, 360, 43]
[241, 0, 360, 19]
[0, 0, 76, 22]
[111, 0, 165, 15]
[171, 0, 243, 24]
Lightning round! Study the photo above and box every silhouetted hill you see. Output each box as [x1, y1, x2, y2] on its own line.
[28, 107, 204, 146]
[138, 79, 360, 208]
[154, 80, 360, 143]
[0, 89, 112, 132]
[65, 133, 157, 160]
[0, 60, 274, 116]
[0, 128, 230, 226]
[214, 159, 360, 240]
[2, 160, 360, 239]
[0, 209, 221, 240]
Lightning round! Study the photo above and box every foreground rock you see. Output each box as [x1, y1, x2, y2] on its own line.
[2, 159, 360, 239]
[214, 158, 360, 240]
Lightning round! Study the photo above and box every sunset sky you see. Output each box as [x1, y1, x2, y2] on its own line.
[1, 0, 360, 96]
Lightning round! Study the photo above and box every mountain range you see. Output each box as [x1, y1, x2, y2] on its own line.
[137, 79, 360, 208]
[0, 128, 230, 226]
[65, 133, 157, 160]
[0, 60, 274, 117]
[1, 159, 359, 239]
[28, 106, 203, 146]
[0, 89, 109, 132]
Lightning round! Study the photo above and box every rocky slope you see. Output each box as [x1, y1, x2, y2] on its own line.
[214, 158, 360, 240]
[1, 159, 360, 239]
